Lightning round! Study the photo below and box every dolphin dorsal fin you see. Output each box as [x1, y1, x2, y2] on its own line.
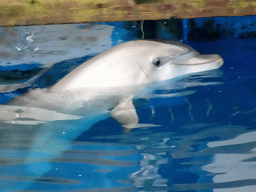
[110, 97, 138, 132]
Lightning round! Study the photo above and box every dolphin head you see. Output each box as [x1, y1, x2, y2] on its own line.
[51, 40, 223, 92]
[123, 40, 223, 83]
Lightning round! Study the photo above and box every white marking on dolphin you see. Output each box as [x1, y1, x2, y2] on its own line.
[0, 40, 223, 191]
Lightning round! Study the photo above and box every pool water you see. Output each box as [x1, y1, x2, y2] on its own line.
[0, 37, 256, 192]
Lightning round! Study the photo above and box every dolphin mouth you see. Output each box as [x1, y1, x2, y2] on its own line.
[173, 54, 223, 67]
[164, 50, 223, 69]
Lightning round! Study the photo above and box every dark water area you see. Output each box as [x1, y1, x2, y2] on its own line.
[0, 37, 256, 192]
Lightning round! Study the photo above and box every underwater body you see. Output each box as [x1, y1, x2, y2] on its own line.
[0, 24, 256, 191]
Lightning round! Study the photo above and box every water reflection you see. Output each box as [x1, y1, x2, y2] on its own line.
[203, 130, 256, 192]
[0, 24, 113, 66]
[131, 137, 170, 190]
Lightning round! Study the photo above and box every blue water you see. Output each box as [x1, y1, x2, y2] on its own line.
[0, 36, 256, 192]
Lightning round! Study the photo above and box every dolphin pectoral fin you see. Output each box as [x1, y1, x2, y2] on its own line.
[110, 98, 139, 132]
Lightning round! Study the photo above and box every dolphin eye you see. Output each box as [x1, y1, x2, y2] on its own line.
[152, 58, 161, 67]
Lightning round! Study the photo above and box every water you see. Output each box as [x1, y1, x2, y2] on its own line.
[0, 32, 256, 191]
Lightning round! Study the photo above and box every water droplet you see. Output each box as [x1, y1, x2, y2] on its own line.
[26, 34, 34, 42]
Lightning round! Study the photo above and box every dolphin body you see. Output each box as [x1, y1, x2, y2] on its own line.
[6, 40, 223, 129]
[0, 40, 223, 191]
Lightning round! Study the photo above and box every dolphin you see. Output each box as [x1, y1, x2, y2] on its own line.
[6, 40, 223, 129]
[0, 40, 223, 191]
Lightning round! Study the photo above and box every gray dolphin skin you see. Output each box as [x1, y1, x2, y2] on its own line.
[0, 40, 223, 191]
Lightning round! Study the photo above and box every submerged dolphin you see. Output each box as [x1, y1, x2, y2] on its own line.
[0, 40, 223, 191]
